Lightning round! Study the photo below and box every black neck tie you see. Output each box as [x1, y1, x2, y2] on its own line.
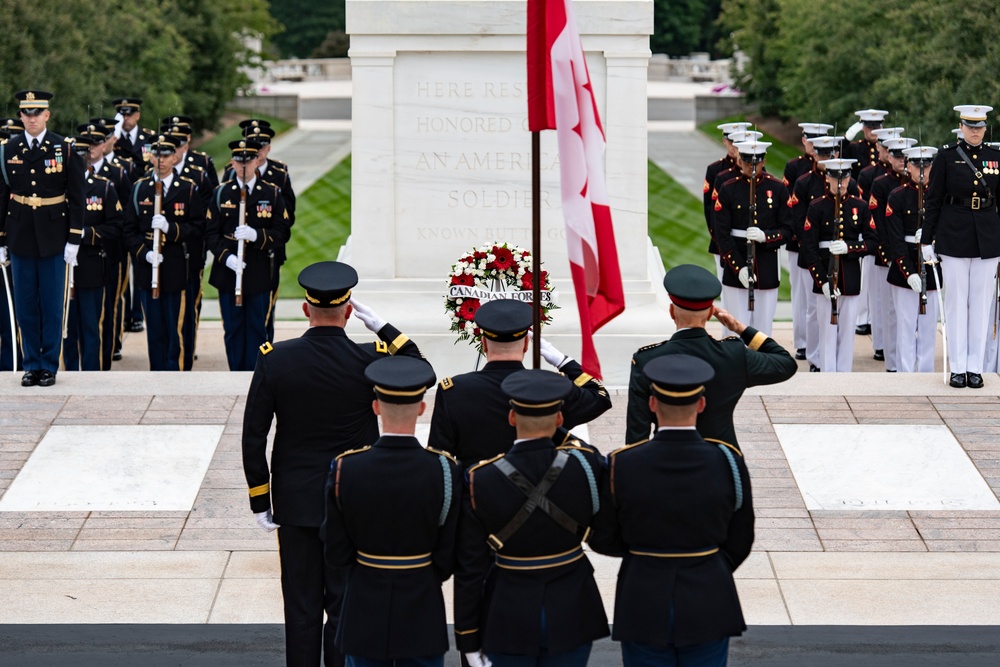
[31, 138, 39, 150]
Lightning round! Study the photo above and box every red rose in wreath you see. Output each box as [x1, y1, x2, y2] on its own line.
[458, 298, 480, 321]
[451, 273, 475, 286]
[520, 269, 548, 290]
[491, 246, 514, 271]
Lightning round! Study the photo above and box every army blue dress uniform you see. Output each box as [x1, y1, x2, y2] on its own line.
[62, 136, 123, 371]
[0, 116, 24, 372]
[453, 370, 609, 666]
[625, 265, 797, 446]
[922, 105, 1000, 388]
[0, 90, 86, 386]
[206, 140, 290, 370]
[161, 115, 219, 190]
[242, 261, 424, 667]
[123, 136, 206, 371]
[591, 355, 754, 667]
[323, 357, 459, 667]
[428, 299, 611, 468]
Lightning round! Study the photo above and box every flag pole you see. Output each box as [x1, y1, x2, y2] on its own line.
[531, 130, 542, 369]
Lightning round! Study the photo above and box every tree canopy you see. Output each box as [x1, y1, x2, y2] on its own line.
[0, 0, 279, 135]
[720, 0, 1000, 142]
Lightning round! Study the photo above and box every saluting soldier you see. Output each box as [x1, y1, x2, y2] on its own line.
[713, 139, 792, 336]
[592, 355, 754, 667]
[885, 146, 940, 373]
[241, 261, 423, 667]
[323, 356, 459, 667]
[206, 139, 289, 370]
[625, 265, 796, 446]
[922, 105, 1000, 389]
[843, 108, 888, 180]
[62, 134, 123, 371]
[0, 116, 24, 373]
[453, 369, 609, 667]
[123, 135, 206, 371]
[0, 90, 86, 387]
[703, 122, 752, 278]
[428, 299, 611, 468]
[867, 136, 917, 372]
[113, 97, 153, 180]
[800, 159, 877, 372]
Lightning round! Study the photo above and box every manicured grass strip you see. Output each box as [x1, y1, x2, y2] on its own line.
[698, 115, 800, 181]
[194, 113, 293, 176]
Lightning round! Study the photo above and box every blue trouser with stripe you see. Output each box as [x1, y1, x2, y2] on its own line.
[11, 253, 65, 373]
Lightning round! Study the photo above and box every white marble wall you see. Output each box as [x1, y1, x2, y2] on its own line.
[347, 0, 653, 282]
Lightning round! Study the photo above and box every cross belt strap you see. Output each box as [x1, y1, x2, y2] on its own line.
[955, 145, 995, 204]
[488, 450, 585, 551]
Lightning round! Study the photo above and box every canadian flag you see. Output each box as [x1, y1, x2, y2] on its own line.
[527, 0, 625, 379]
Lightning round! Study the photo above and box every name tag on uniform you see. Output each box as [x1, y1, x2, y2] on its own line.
[6, 156, 23, 165]
[221, 201, 237, 209]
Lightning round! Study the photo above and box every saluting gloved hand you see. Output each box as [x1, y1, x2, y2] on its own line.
[745, 226, 766, 243]
[151, 214, 169, 233]
[539, 337, 570, 369]
[921, 244, 936, 263]
[828, 240, 849, 255]
[738, 266, 751, 289]
[464, 652, 492, 667]
[907, 274, 923, 294]
[145, 250, 164, 266]
[234, 225, 258, 243]
[844, 121, 865, 141]
[254, 510, 279, 532]
[349, 298, 387, 332]
[822, 282, 840, 300]
[0, 247, 7, 265]
[64, 243, 79, 267]
[225, 255, 245, 273]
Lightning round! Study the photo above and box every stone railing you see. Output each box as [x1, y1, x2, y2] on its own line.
[647, 53, 734, 84]
[256, 58, 352, 82]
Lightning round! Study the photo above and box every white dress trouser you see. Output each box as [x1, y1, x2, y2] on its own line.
[722, 286, 778, 337]
[873, 265, 897, 370]
[815, 294, 860, 372]
[985, 292, 1000, 372]
[789, 252, 808, 350]
[892, 285, 939, 373]
[806, 291, 822, 368]
[940, 255, 997, 374]
[858, 254, 874, 327]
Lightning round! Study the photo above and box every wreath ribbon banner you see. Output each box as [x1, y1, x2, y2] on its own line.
[447, 285, 553, 303]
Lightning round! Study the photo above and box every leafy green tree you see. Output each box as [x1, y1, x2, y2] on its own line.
[719, 0, 786, 116]
[270, 0, 345, 58]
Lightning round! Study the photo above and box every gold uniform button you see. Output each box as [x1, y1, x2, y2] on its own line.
[30, 169, 35, 174]
[31, 181, 36, 186]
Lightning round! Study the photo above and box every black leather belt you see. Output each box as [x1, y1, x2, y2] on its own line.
[946, 195, 994, 210]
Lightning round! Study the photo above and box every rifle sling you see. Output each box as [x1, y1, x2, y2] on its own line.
[490, 451, 585, 548]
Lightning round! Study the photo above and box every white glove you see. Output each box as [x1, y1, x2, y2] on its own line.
[225, 255, 245, 273]
[349, 298, 387, 332]
[822, 282, 840, 300]
[64, 243, 79, 267]
[151, 214, 169, 233]
[254, 510, 279, 532]
[738, 266, 750, 288]
[539, 337, 570, 368]
[828, 240, 848, 255]
[745, 226, 766, 243]
[0, 247, 6, 265]
[913, 229, 922, 244]
[921, 244, 936, 262]
[464, 652, 492, 667]
[234, 225, 258, 243]
[145, 250, 163, 265]
[845, 121, 865, 141]
[907, 274, 923, 293]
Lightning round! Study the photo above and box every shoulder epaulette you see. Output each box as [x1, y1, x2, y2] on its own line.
[268, 163, 288, 174]
[439, 376, 454, 390]
[426, 447, 458, 464]
[91, 174, 111, 183]
[468, 453, 503, 473]
[192, 149, 209, 158]
[374, 340, 388, 354]
[720, 335, 742, 342]
[336, 446, 371, 460]
[636, 340, 666, 354]
[259, 341, 274, 356]
[704, 437, 743, 457]
[178, 176, 196, 185]
[609, 439, 648, 457]
[556, 441, 597, 455]
[186, 163, 205, 172]
[63, 136, 74, 145]
[260, 178, 281, 190]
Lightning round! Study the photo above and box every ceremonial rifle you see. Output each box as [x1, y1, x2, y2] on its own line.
[747, 160, 757, 311]
[151, 179, 163, 299]
[235, 183, 247, 307]
[917, 163, 927, 315]
[828, 179, 843, 325]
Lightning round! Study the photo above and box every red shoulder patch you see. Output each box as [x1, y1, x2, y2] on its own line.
[714, 199, 723, 211]
[789, 193, 799, 206]
[804, 220, 812, 231]
[884, 203, 893, 217]
[703, 179, 710, 193]
[868, 195, 878, 210]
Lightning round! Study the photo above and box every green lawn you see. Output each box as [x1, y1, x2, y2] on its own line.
[697, 115, 800, 180]
[193, 113, 293, 176]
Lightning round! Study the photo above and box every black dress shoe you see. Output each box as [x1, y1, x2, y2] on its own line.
[112, 351, 123, 362]
[795, 348, 806, 360]
[950, 373, 967, 388]
[21, 371, 38, 387]
[809, 364, 821, 372]
[873, 349, 885, 361]
[127, 321, 144, 333]
[855, 324, 871, 335]
[967, 372, 984, 389]
[37, 370, 56, 387]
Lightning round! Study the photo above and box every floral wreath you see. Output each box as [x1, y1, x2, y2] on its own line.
[445, 242, 558, 352]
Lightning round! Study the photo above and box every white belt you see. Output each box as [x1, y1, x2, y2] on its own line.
[818, 241, 832, 249]
[730, 229, 747, 238]
[904, 235, 918, 243]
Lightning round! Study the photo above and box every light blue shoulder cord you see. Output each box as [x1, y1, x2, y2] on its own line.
[438, 454, 452, 526]
[567, 449, 600, 515]
[716, 445, 744, 511]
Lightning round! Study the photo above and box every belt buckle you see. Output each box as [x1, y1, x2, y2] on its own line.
[972, 196, 981, 210]
[27, 195, 42, 209]
[487, 534, 504, 551]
